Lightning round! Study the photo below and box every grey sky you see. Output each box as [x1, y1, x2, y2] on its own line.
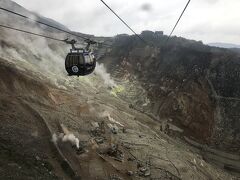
[13, 0, 240, 44]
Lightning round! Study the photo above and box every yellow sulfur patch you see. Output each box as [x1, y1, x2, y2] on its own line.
[110, 85, 125, 97]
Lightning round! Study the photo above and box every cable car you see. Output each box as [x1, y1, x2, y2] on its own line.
[64, 39, 96, 76]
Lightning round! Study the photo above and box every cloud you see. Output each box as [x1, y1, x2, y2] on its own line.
[94, 63, 116, 88]
[200, 0, 219, 4]
[140, 3, 152, 12]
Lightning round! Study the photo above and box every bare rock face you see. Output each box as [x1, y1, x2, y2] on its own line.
[208, 54, 240, 153]
[100, 33, 240, 154]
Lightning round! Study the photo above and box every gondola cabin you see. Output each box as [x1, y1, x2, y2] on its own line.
[64, 39, 97, 76]
[65, 50, 96, 76]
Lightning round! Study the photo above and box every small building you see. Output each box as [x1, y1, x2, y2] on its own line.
[141, 30, 155, 37]
[155, 31, 164, 36]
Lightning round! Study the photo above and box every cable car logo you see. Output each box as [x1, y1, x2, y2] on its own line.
[72, 66, 79, 73]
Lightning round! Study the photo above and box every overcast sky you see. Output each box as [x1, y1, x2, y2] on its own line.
[13, 0, 240, 44]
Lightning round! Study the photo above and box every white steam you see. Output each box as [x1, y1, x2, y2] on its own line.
[62, 133, 80, 149]
[52, 133, 58, 145]
[0, 9, 117, 91]
[100, 111, 124, 127]
[95, 62, 116, 88]
[51, 132, 80, 149]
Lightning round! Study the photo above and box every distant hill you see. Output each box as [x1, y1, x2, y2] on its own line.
[33, 12, 70, 32]
[0, 0, 69, 31]
[208, 42, 240, 49]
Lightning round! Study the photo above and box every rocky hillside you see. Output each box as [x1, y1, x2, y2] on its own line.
[99, 32, 240, 172]
[1, 56, 238, 179]
[0, 0, 239, 179]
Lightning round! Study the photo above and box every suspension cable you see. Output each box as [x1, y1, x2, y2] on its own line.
[0, 6, 111, 47]
[166, 0, 191, 44]
[0, 24, 66, 42]
[100, 0, 148, 45]
[100, 0, 191, 47]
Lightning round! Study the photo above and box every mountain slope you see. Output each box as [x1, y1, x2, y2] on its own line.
[100, 32, 240, 174]
[208, 42, 240, 49]
[0, 0, 69, 31]
[0, 56, 236, 179]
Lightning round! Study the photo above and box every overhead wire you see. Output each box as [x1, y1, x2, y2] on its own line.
[0, 24, 66, 42]
[165, 0, 191, 44]
[0, 6, 111, 47]
[100, 0, 192, 47]
[100, 0, 148, 45]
